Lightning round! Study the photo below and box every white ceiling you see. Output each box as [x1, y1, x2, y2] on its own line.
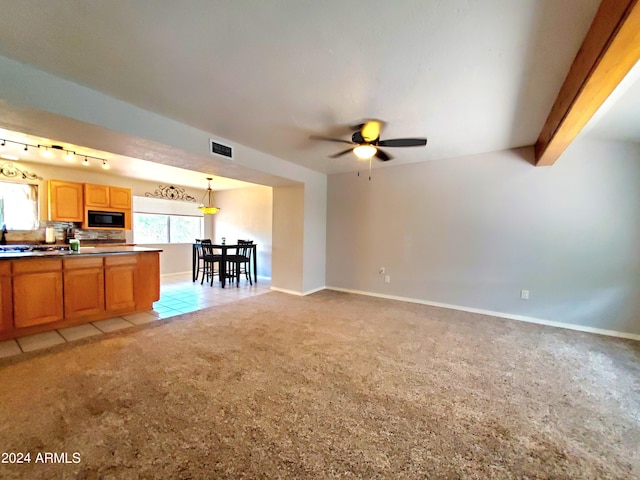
[0, 0, 626, 177]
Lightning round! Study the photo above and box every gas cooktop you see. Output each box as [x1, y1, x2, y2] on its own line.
[0, 245, 71, 252]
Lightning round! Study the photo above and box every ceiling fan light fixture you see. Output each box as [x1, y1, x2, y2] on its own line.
[353, 144, 377, 159]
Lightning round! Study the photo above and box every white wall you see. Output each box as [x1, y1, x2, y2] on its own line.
[212, 186, 273, 278]
[272, 186, 304, 292]
[327, 140, 640, 336]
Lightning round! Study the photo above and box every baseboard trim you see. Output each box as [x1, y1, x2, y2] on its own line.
[303, 286, 327, 296]
[161, 271, 192, 277]
[326, 286, 640, 341]
[270, 286, 327, 296]
[270, 286, 303, 296]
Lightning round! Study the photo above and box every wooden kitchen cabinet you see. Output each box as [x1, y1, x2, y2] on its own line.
[84, 184, 132, 210]
[135, 252, 160, 309]
[105, 256, 137, 311]
[0, 250, 160, 341]
[83, 184, 132, 230]
[63, 257, 105, 319]
[0, 263, 12, 333]
[83, 183, 110, 208]
[13, 259, 64, 328]
[109, 187, 132, 210]
[48, 180, 84, 222]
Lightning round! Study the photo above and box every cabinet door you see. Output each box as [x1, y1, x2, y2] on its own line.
[84, 184, 110, 208]
[135, 252, 160, 309]
[105, 265, 136, 311]
[64, 268, 105, 319]
[109, 187, 132, 210]
[13, 272, 64, 328]
[48, 180, 84, 222]
[0, 274, 12, 333]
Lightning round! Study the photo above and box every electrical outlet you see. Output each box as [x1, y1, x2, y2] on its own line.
[521, 289, 530, 300]
[379, 267, 385, 274]
[384, 275, 391, 283]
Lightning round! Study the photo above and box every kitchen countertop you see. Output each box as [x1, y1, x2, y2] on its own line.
[0, 246, 162, 260]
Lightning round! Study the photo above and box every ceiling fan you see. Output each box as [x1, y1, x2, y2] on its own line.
[311, 120, 427, 161]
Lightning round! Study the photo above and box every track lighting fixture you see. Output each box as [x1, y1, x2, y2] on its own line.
[41, 146, 53, 158]
[0, 138, 113, 169]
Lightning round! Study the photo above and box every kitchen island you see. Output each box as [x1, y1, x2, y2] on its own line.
[0, 247, 162, 341]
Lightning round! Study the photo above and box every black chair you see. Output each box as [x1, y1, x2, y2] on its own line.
[226, 240, 253, 287]
[193, 239, 211, 282]
[200, 242, 222, 286]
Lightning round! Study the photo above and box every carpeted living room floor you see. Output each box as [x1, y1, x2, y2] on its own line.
[0, 290, 638, 479]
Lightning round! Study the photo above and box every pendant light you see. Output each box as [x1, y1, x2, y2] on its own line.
[198, 177, 220, 215]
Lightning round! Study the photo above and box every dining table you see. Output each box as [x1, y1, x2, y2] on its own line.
[192, 242, 257, 288]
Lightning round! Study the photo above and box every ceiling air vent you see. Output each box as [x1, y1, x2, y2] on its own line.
[209, 139, 233, 159]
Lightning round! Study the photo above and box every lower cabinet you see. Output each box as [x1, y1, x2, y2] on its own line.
[1, 252, 160, 340]
[105, 256, 137, 311]
[135, 252, 160, 310]
[13, 259, 64, 328]
[0, 263, 12, 333]
[63, 257, 105, 319]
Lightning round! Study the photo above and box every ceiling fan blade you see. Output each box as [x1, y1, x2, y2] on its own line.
[329, 147, 355, 158]
[378, 138, 427, 147]
[361, 120, 382, 142]
[375, 149, 392, 161]
[310, 135, 353, 145]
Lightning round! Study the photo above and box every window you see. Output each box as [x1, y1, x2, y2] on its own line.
[0, 181, 39, 230]
[133, 213, 203, 244]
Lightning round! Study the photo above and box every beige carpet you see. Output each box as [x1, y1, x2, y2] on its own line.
[0, 291, 638, 479]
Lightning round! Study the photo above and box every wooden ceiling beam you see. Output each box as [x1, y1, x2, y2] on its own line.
[534, 0, 640, 166]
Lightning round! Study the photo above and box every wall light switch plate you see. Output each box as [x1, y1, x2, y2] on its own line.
[521, 289, 530, 300]
[384, 275, 391, 283]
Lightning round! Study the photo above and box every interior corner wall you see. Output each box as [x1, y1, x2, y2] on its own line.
[213, 185, 273, 278]
[327, 142, 640, 336]
[272, 185, 304, 292]
[302, 175, 327, 293]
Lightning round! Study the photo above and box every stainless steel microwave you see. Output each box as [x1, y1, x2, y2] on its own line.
[86, 210, 126, 229]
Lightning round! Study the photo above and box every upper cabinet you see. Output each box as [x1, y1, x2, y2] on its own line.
[110, 187, 132, 210]
[84, 184, 131, 210]
[48, 180, 84, 222]
[83, 183, 132, 230]
[84, 184, 110, 208]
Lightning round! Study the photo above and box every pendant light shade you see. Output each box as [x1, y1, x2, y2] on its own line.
[198, 177, 220, 215]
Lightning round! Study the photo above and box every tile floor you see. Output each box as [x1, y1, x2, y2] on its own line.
[0, 272, 271, 359]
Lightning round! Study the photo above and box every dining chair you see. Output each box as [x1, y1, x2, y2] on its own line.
[226, 239, 253, 287]
[193, 239, 211, 282]
[199, 241, 221, 286]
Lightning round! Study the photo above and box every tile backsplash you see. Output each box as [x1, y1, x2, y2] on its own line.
[4, 222, 126, 245]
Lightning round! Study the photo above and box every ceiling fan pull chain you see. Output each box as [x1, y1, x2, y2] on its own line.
[369, 157, 372, 181]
